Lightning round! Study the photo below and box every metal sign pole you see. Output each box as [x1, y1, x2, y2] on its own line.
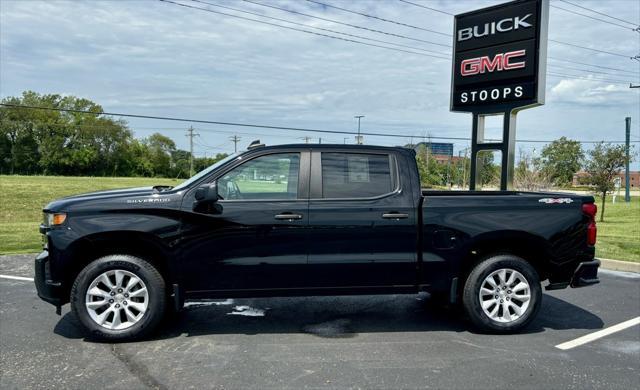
[502, 110, 517, 191]
[451, 0, 549, 191]
[469, 109, 517, 191]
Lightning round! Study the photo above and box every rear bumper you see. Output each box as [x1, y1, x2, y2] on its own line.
[34, 250, 64, 307]
[546, 258, 600, 290]
[570, 259, 600, 288]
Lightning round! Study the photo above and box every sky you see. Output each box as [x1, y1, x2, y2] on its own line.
[1, 0, 639, 167]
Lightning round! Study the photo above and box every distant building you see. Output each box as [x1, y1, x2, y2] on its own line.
[573, 170, 639, 188]
[411, 142, 461, 165]
[414, 142, 454, 157]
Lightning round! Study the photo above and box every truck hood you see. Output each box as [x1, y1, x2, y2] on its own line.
[43, 187, 156, 212]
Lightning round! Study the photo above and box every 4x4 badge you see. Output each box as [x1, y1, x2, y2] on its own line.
[538, 198, 573, 204]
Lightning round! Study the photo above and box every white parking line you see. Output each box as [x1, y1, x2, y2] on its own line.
[555, 317, 640, 350]
[0, 274, 34, 282]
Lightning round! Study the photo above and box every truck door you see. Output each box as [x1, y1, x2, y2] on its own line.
[180, 150, 310, 292]
[306, 150, 417, 289]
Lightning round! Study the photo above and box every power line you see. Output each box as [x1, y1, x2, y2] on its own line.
[548, 56, 640, 75]
[203, 1, 636, 77]
[395, 1, 638, 60]
[158, 0, 447, 59]
[2, 104, 637, 144]
[548, 63, 634, 77]
[241, 0, 451, 49]
[223, 0, 634, 74]
[305, 0, 450, 37]
[550, 4, 638, 31]
[548, 39, 632, 58]
[190, 0, 449, 56]
[546, 71, 631, 84]
[397, 0, 454, 16]
[557, 0, 639, 27]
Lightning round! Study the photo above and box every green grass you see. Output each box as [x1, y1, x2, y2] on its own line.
[594, 196, 640, 262]
[0, 175, 178, 254]
[1, 176, 638, 262]
[236, 179, 287, 193]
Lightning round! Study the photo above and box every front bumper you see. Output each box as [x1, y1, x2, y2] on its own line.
[34, 250, 64, 308]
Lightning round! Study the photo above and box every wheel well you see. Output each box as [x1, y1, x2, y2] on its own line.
[455, 235, 551, 297]
[62, 232, 173, 294]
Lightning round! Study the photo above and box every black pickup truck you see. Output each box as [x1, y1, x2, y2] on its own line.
[35, 143, 600, 340]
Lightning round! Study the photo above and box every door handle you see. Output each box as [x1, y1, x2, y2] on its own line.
[382, 213, 409, 220]
[274, 213, 303, 220]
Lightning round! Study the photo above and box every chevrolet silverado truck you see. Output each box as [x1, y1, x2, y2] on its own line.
[35, 143, 600, 340]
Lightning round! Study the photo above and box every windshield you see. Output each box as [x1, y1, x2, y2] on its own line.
[172, 152, 240, 191]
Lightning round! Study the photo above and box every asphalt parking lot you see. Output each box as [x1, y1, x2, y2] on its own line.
[1, 254, 638, 389]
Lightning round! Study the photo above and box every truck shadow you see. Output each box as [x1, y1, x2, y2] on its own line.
[54, 293, 603, 341]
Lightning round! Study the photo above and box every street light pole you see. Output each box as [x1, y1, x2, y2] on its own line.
[354, 115, 364, 145]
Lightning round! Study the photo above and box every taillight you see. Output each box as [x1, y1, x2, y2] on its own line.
[582, 203, 597, 246]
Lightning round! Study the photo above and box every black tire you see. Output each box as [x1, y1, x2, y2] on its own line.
[462, 254, 542, 333]
[70, 254, 166, 341]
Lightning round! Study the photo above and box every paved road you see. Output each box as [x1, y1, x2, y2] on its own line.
[1, 254, 639, 389]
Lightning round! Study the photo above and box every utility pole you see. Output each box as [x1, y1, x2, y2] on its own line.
[354, 115, 364, 145]
[229, 135, 241, 153]
[458, 147, 469, 189]
[625, 117, 631, 202]
[186, 126, 199, 177]
[343, 137, 348, 144]
[301, 136, 312, 144]
[318, 137, 322, 144]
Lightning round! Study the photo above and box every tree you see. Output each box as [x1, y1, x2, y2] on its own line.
[415, 144, 445, 187]
[584, 143, 630, 222]
[539, 137, 584, 186]
[514, 149, 551, 191]
[477, 151, 499, 187]
[1, 91, 135, 176]
[144, 133, 176, 177]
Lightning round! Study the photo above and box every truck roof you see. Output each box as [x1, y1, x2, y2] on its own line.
[249, 143, 413, 153]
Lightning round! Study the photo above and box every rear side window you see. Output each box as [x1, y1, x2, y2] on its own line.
[321, 153, 393, 198]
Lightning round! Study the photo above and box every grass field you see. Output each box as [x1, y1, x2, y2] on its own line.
[0, 175, 178, 254]
[1, 175, 638, 262]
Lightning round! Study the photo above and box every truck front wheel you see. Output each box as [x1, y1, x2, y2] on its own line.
[462, 254, 542, 333]
[70, 254, 166, 341]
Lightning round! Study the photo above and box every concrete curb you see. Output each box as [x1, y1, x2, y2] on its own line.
[599, 258, 640, 273]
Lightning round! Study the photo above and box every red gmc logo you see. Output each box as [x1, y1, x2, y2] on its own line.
[460, 49, 526, 76]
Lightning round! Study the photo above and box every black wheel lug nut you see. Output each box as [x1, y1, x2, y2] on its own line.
[109, 299, 114, 303]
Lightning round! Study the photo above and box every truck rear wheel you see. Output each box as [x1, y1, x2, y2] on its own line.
[462, 254, 541, 333]
[70, 254, 166, 341]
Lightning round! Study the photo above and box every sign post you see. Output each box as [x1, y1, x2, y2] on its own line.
[451, 0, 549, 190]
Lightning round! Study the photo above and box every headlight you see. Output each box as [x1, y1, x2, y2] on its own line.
[46, 213, 67, 226]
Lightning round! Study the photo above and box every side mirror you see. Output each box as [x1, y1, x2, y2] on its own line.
[194, 182, 218, 203]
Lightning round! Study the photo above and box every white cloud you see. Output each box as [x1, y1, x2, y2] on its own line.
[550, 78, 633, 105]
[0, 0, 638, 156]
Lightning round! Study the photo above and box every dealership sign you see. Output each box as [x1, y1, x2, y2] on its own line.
[450, 0, 548, 113]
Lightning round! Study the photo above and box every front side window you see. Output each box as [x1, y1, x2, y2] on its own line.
[218, 153, 300, 200]
[321, 153, 393, 198]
